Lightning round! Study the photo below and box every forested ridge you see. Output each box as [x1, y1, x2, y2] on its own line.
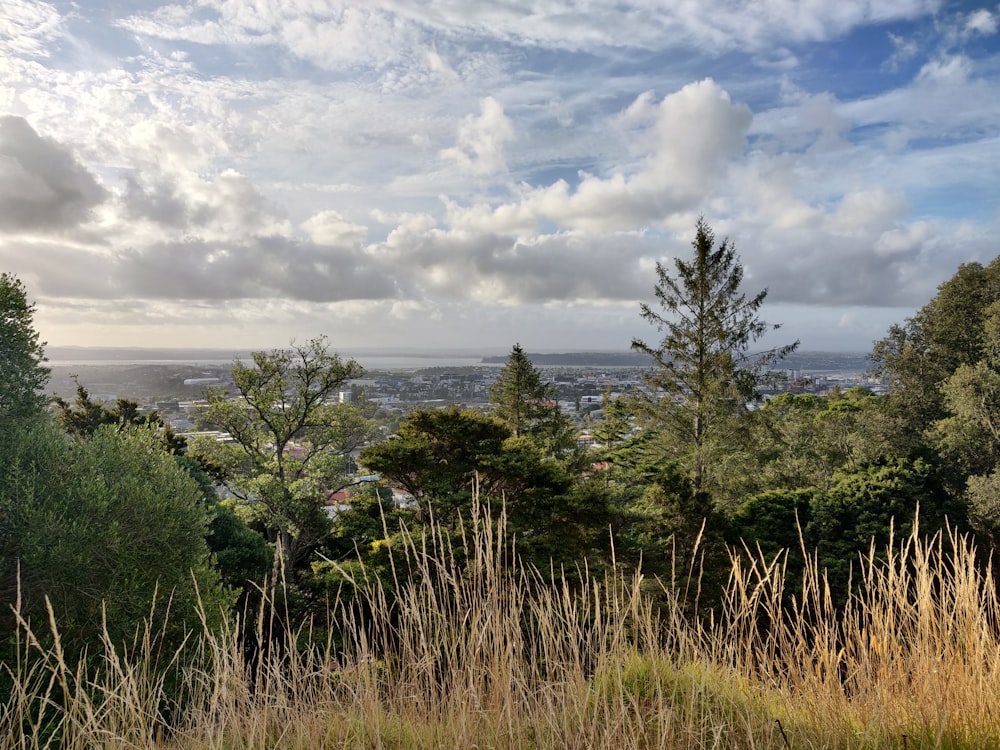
[4, 223, 1000, 748]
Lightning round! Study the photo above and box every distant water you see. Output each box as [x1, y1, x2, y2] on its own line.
[45, 350, 489, 370]
[44, 348, 870, 375]
[48, 358, 237, 367]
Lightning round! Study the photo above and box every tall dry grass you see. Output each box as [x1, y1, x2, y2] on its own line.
[3, 508, 1000, 749]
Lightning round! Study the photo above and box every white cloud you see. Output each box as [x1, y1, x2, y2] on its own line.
[446, 80, 752, 234]
[441, 97, 515, 176]
[0, 0, 62, 58]
[884, 32, 921, 71]
[917, 54, 972, 84]
[301, 210, 368, 245]
[3, 1, 998, 353]
[965, 9, 998, 36]
[830, 190, 909, 233]
[119, 0, 940, 60]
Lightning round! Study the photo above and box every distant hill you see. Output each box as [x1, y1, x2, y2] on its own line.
[480, 350, 871, 374]
[481, 352, 654, 366]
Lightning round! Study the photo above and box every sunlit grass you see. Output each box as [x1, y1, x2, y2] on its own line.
[4, 509, 1000, 749]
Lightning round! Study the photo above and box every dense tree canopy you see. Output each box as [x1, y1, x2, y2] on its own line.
[0, 423, 231, 660]
[359, 406, 613, 572]
[871, 257, 1000, 437]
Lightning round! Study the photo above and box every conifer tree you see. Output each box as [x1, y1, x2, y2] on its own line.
[489, 343, 574, 454]
[631, 218, 796, 500]
[0, 273, 49, 420]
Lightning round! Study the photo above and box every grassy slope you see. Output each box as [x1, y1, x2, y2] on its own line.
[3, 514, 1000, 749]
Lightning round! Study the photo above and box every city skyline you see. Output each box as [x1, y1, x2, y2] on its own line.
[1, 1, 999, 353]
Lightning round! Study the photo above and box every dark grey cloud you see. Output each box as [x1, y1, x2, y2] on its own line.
[0, 116, 108, 233]
[113, 237, 398, 302]
[0, 234, 398, 303]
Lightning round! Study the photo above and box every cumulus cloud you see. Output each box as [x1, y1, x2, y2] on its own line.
[0, 234, 398, 303]
[965, 9, 998, 37]
[113, 237, 396, 302]
[123, 168, 291, 241]
[441, 97, 515, 176]
[377, 225, 653, 304]
[445, 80, 752, 233]
[0, 116, 107, 233]
[3, 0, 997, 352]
[301, 210, 368, 246]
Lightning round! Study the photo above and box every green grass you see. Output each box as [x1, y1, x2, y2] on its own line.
[4, 510, 1000, 748]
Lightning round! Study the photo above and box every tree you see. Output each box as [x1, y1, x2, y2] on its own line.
[871, 258, 1000, 437]
[489, 343, 574, 454]
[930, 301, 1000, 540]
[751, 388, 902, 494]
[359, 407, 614, 572]
[807, 456, 961, 601]
[189, 337, 369, 581]
[54, 379, 186, 453]
[0, 273, 49, 420]
[1, 423, 231, 661]
[631, 218, 797, 500]
[359, 407, 509, 527]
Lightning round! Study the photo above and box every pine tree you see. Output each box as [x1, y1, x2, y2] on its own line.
[631, 218, 796, 499]
[0, 273, 49, 420]
[489, 343, 574, 454]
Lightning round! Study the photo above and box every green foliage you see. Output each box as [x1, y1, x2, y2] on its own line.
[0, 272, 49, 420]
[360, 407, 509, 525]
[617, 463, 730, 611]
[54, 380, 187, 453]
[360, 407, 613, 574]
[174, 455, 272, 592]
[190, 336, 370, 576]
[871, 257, 1000, 436]
[807, 456, 961, 596]
[631, 218, 796, 497]
[730, 488, 813, 560]
[752, 388, 901, 493]
[934, 361, 1000, 477]
[489, 343, 574, 454]
[0, 421, 232, 662]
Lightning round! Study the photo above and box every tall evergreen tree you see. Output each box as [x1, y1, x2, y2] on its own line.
[0, 273, 49, 420]
[489, 343, 574, 454]
[631, 218, 796, 500]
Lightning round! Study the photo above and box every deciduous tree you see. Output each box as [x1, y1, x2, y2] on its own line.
[871, 258, 1000, 436]
[189, 337, 369, 581]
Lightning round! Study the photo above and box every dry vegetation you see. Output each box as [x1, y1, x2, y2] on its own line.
[4, 510, 1000, 749]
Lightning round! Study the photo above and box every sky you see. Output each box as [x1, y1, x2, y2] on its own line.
[1, 1, 999, 354]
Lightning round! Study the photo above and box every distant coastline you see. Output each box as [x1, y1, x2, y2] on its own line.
[45, 346, 872, 375]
